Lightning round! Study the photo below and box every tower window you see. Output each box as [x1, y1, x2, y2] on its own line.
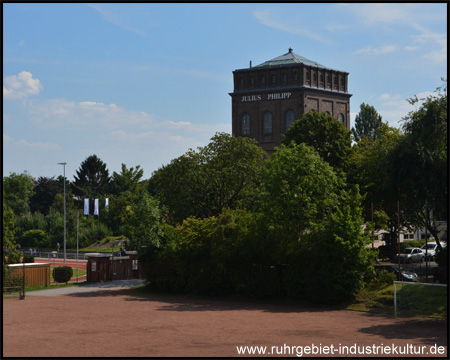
[250, 76, 255, 85]
[263, 112, 273, 134]
[282, 73, 288, 82]
[239, 77, 244, 88]
[313, 73, 317, 83]
[338, 113, 344, 123]
[261, 75, 266, 85]
[271, 74, 277, 84]
[286, 110, 295, 132]
[306, 71, 311, 83]
[242, 114, 251, 135]
[294, 72, 299, 81]
[320, 74, 324, 85]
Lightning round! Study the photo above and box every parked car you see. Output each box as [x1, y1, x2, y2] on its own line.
[421, 243, 438, 261]
[394, 247, 425, 263]
[374, 264, 418, 282]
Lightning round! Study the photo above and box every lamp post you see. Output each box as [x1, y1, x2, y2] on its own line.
[58, 162, 67, 263]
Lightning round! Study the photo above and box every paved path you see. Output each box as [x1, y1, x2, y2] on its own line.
[26, 279, 145, 296]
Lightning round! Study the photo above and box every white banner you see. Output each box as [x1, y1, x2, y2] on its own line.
[105, 198, 109, 210]
[94, 198, 99, 215]
[84, 198, 89, 215]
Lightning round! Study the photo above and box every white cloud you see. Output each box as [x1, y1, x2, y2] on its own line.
[352, 45, 397, 56]
[378, 94, 391, 100]
[3, 71, 43, 99]
[339, 3, 431, 31]
[14, 139, 61, 151]
[325, 22, 350, 32]
[412, 32, 447, 63]
[253, 9, 329, 43]
[87, 4, 148, 37]
[28, 99, 156, 129]
[376, 91, 435, 127]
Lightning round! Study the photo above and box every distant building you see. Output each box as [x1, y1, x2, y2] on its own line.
[230, 48, 352, 152]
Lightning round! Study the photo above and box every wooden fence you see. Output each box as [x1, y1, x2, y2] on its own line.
[7, 263, 51, 287]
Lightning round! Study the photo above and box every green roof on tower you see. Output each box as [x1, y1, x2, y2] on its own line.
[254, 47, 326, 69]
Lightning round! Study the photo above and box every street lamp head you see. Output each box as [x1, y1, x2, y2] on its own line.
[57, 162, 67, 165]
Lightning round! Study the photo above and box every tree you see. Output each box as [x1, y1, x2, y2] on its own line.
[3, 172, 35, 216]
[148, 132, 266, 223]
[261, 143, 343, 242]
[281, 111, 352, 174]
[122, 192, 166, 250]
[291, 186, 373, 303]
[348, 123, 404, 241]
[389, 80, 447, 248]
[351, 103, 383, 142]
[3, 190, 19, 264]
[110, 163, 144, 195]
[29, 176, 62, 215]
[72, 155, 110, 198]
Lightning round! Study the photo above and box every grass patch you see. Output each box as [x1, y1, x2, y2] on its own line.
[346, 283, 395, 315]
[346, 282, 447, 319]
[395, 283, 447, 319]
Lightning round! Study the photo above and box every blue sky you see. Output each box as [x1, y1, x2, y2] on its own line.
[3, 3, 447, 181]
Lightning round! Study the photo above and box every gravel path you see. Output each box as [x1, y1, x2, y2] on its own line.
[3, 286, 447, 358]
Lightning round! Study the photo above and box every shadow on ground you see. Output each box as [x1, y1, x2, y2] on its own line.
[67, 286, 343, 314]
[358, 319, 447, 345]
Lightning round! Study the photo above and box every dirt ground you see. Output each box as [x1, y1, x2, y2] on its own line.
[3, 289, 447, 358]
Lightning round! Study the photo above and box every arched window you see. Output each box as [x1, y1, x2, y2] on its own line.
[282, 73, 288, 82]
[239, 77, 244, 88]
[250, 76, 255, 85]
[326, 75, 331, 86]
[263, 112, 273, 134]
[320, 74, 324, 85]
[242, 114, 250, 135]
[338, 113, 344, 123]
[261, 75, 266, 85]
[313, 73, 317, 83]
[271, 74, 277, 84]
[286, 110, 295, 132]
[294, 72, 299, 81]
[306, 71, 311, 83]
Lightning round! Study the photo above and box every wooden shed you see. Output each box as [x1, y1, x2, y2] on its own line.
[86, 252, 139, 283]
[7, 262, 51, 287]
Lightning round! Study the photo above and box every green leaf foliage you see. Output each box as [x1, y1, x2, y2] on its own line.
[72, 154, 110, 198]
[3, 172, 35, 216]
[351, 103, 383, 142]
[285, 187, 373, 303]
[148, 132, 266, 224]
[262, 143, 343, 242]
[281, 111, 352, 174]
[53, 266, 73, 283]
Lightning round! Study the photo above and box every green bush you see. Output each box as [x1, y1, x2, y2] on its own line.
[2, 265, 23, 291]
[6, 251, 21, 264]
[20, 229, 50, 248]
[53, 266, 73, 283]
[400, 240, 425, 251]
[368, 270, 396, 290]
[23, 255, 35, 263]
[79, 221, 112, 248]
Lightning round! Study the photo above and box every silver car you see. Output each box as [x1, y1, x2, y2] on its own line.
[395, 247, 425, 263]
[421, 243, 438, 261]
